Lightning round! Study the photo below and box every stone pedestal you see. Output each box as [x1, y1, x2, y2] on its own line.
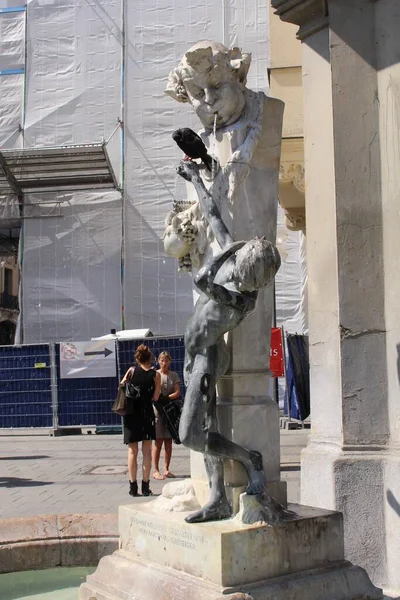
[79, 501, 382, 600]
[271, 0, 400, 595]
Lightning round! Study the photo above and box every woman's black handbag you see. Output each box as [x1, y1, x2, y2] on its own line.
[154, 395, 183, 444]
[111, 385, 130, 416]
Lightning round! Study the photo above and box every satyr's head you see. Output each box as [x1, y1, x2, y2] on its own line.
[233, 237, 281, 293]
[165, 41, 251, 130]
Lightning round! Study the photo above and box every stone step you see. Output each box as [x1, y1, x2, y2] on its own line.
[79, 551, 382, 600]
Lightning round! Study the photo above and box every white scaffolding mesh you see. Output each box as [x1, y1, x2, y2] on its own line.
[275, 205, 304, 335]
[0, 6, 24, 148]
[18, 0, 123, 342]
[21, 191, 122, 342]
[0, 5, 24, 258]
[24, 0, 123, 176]
[123, 0, 270, 335]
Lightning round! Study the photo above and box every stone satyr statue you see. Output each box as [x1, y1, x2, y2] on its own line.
[165, 41, 283, 524]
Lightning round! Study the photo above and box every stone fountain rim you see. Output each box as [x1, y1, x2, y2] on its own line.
[0, 513, 118, 574]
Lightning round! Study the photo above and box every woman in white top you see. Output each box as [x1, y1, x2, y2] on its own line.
[152, 351, 181, 480]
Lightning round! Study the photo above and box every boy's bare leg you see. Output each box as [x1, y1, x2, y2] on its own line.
[186, 454, 230, 523]
[185, 371, 230, 523]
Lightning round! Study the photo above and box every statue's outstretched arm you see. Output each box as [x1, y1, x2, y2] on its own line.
[195, 242, 256, 313]
[177, 161, 233, 249]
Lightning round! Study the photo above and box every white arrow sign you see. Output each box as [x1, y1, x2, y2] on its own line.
[60, 340, 116, 379]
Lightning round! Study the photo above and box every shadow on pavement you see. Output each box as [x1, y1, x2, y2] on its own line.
[0, 477, 53, 488]
[0, 455, 50, 461]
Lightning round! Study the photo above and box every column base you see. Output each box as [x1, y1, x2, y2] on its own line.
[301, 439, 400, 594]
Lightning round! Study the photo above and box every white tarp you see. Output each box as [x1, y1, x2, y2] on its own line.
[0, 7, 24, 257]
[60, 340, 116, 379]
[275, 205, 304, 335]
[24, 0, 122, 176]
[19, 0, 123, 342]
[0, 2, 26, 8]
[123, 0, 270, 335]
[0, 7, 24, 148]
[0, 9, 25, 71]
[92, 329, 153, 341]
[0, 73, 23, 148]
[21, 191, 122, 342]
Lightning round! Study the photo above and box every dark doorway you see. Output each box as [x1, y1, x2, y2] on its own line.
[0, 320, 16, 345]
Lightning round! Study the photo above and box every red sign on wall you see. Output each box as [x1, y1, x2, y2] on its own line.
[270, 327, 284, 377]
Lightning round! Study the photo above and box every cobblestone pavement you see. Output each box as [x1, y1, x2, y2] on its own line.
[0, 429, 307, 518]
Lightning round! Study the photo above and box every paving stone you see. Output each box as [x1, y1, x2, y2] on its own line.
[0, 430, 307, 518]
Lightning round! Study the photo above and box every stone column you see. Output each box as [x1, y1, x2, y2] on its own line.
[272, 0, 400, 594]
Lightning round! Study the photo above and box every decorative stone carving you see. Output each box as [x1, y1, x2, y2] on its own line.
[279, 162, 306, 232]
[279, 162, 305, 193]
[284, 208, 306, 232]
[271, 0, 329, 40]
[163, 199, 213, 272]
[279, 138, 306, 233]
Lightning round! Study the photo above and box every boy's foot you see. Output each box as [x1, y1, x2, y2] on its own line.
[185, 498, 231, 523]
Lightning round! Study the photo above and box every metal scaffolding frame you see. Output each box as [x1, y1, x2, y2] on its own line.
[0, 143, 119, 195]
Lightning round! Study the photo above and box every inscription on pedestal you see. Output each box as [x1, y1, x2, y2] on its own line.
[130, 515, 205, 551]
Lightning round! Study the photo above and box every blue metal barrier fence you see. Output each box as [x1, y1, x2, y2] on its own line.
[0, 336, 185, 430]
[0, 344, 53, 428]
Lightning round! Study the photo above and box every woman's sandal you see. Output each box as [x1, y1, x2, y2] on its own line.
[153, 471, 165, 480]
[164, 471, 176, 478]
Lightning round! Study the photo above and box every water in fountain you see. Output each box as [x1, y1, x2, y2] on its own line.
[0, 566, 95, 600]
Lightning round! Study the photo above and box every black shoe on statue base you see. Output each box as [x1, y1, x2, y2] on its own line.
[141, 480, 153, 496]
[129, 480, 139, 497]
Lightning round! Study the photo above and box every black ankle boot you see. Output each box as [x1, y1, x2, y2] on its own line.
[129, 480, 138, 497]
[141, 480, 153, 496]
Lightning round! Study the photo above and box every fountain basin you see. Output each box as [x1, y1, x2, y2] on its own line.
[0, 566, 95, 599]
[0, 513, 118, 574]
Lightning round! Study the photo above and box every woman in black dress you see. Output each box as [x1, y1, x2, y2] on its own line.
[120, 344, 161, 497]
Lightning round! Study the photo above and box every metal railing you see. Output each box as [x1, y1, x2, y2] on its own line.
[0, 292, 19, 310]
